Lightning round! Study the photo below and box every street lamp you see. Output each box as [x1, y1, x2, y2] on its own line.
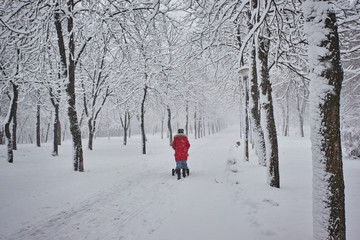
[239, 67, 249, 162]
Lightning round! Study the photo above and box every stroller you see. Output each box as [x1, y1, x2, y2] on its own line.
[172, 166, 190, 179]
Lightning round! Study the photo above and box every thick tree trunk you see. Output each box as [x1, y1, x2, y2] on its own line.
[249, 40, 266, 167]
[141, 86, 148, 154]
[54, 0, 84, 171]
[36, 104, 41, 147]
[304, 2, 346, 239]
[257, 31, 280, 188]
[68, 4, 84, 171]
[167, 107, 172, 146]
[4, 82, 18, 163]
[88, 119, 94, 150]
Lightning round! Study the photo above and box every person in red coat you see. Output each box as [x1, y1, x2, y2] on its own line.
[172, 129, 190, 179]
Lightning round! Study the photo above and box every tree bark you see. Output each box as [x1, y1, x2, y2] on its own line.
[141, 85, 148, 154]
[36, 104, 41, 147]
[54, 1, 84, 171]
[185, 104, 189, 136]
[57, 119, 61, 146]
[0, 128, 4, 145]
[12, 89, 18, 151]
[120, 111, 129, 145]
[194, 111, 197, 139]
[167, 107, 172, 146]
[283, 91, 289, 136]
[296, 88, 308, 138]
[88, 118, 94, 150]
[53, 104, 60, 155]
[161, 115, 164, 139]
[249, 39, 266, 167]
[304, 2, 345, 239]
[123, 113, 128, 145]
[4, 82, 18, 163]
[49, 87, 61, 155]
[257, 30, 280, 188]
[243, 75, 250, 162]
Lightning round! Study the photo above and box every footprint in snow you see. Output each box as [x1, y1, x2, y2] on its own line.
[262, 198, 279, 206]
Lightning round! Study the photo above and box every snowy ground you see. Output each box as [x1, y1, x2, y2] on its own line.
[0, 125, 359, 240]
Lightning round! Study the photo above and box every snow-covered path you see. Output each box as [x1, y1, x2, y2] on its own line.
[0, 126, 359, 240]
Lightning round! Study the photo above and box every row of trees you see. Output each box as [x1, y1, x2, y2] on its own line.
[184, 0, 358, 239]
[1, 0, 359, 238]
[0, 0, 230, 164]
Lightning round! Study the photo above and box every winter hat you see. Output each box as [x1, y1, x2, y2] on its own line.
[178, 129, 184, 134]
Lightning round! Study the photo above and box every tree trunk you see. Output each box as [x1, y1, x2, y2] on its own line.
[141, 86, 148, 154]
[198, 113, 201, 138]
[123, 112, 128, 145]
[54, 0, 84, 171]
[299, 112, 304, 138]
[68, 2, 84, 171]
[120, 111, 129, 145]
[52, 104, 60, 156]
[161, 116, 164, 139]
[12, 90, 18, 150]
[304, 3, 346, 239]
[249, 39, 266, 166]
[4, 82, 18, 163]
[88, 118, 94, 150]
[194, 111, 197, 139]
[0, 106, 3, 145]
[45, 117, 51, 143]
[49, 86, 61, 155]
[57, 119, 61, 146]
[36, 104, 41, 147]
[257, 30, 280, 188]
[0, 128, 4, 145]
[167, 107, 172, 146]
[185, 104, 189, 136]
[283, 91, 289, 136]
[243, 75, 250, 162]
[296, 88, 308, 138]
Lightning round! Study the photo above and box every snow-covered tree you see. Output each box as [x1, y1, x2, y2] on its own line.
[303, 0, 346, 238]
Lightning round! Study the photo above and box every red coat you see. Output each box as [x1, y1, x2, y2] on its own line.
[172, 134, 190, 161]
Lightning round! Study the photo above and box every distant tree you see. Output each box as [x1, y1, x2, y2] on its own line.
[81, 34, 113, 150]
[338, 0, 360, 158]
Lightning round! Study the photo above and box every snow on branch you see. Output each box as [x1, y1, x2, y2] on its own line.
[238, 0, 273, 67]
[0, 18, 31, 35]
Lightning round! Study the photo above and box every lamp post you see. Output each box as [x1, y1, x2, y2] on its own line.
[239, 67, 249, 162]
